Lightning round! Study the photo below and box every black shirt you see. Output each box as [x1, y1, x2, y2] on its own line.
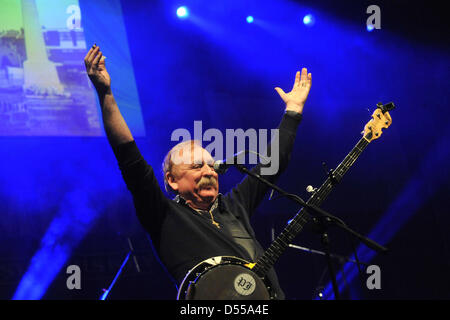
[113, 111, 302, 299]
[175, 194, 258, 261]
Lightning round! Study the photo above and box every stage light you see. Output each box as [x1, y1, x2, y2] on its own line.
[367, 24, 375, 32]
[12, 190, 97, 300]
[246, 16, 254, 24]
[176, 6, 189, 19]
[303, 14, 315, 27]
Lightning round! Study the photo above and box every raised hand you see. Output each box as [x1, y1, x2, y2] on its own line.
[275, 68, 312, 114]
[84, 44, 110, 95]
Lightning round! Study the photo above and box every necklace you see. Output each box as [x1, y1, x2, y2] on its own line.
[207, 209, 221, 229]
[195, 199, 221, 229]
[179, 195, 221, 229]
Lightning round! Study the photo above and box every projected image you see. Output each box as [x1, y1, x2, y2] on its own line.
[0, 0, 117, 136]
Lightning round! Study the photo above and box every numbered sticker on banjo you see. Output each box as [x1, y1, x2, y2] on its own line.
[234, 273, 256, 296]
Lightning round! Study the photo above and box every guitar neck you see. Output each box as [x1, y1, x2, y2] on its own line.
[252, 136, 371, 277]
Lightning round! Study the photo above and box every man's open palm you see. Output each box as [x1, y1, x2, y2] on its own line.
[275, 68, 312, 114]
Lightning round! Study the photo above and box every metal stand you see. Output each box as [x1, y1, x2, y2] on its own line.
[99, 237, 140, 300]
[287, 243, 369, 266]
[321, 227, 340, 299]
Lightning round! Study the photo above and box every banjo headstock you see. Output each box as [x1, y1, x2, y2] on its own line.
[363, 102, 395, 142]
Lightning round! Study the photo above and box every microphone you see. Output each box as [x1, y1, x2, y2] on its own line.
[213, 150, 247, 174]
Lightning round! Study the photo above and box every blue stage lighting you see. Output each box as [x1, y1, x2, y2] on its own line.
[176, 6, 189, 19]
[303, 14, 315, 26]
[367, 24, 375, 32]
[246, 16, 254, 24]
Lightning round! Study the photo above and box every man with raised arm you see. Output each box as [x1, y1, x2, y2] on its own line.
[84, 44, 312, 299]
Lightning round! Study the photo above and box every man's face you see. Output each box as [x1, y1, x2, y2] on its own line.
[168, 144, 219, 209]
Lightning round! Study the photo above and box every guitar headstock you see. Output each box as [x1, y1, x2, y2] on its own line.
[363, 102, 395, 142]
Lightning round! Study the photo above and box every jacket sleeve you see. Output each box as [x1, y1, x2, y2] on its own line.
[225, 111, 302, 217]
[113, 141, 169, 237]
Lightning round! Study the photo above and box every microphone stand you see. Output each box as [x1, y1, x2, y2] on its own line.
[99, 237, 141, 300]
[231, 163, 387, 300]
[287, 243, 371, 266]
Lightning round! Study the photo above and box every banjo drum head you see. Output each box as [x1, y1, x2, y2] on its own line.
[185, 260, 271, 300]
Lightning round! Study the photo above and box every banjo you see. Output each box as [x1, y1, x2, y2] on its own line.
[177, 102, 395, 300]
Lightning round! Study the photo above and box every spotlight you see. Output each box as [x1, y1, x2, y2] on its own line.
[303, 14, 315, 27]
[176, 6, 189, 19]
[366, 24, 375, 32]
[246, 16, 254, 24]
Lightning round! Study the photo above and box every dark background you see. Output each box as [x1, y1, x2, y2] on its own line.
[0, 0, 449, 300]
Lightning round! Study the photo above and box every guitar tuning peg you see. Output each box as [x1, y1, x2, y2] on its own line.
[322, 161, 337, 183]
[306, 185, 317, 193]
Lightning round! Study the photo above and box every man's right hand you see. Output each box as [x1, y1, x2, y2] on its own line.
[84, 44, 111, 95]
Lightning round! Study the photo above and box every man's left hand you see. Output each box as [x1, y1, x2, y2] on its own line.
[275, 68, 312, 114]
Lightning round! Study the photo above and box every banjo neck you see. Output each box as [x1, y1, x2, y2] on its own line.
[252, 136, 369, 277]
[252, 103, 394, 277]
